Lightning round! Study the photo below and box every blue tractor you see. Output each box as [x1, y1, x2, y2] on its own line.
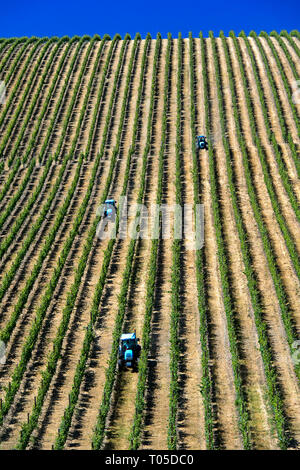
[118, 332, 141, 369]
[196, 135, 207, 150]
[103, 199, 117, 221]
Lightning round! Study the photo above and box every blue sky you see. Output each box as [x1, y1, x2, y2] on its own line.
[1, 0, 299, 38]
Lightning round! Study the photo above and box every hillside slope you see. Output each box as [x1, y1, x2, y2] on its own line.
[0, 31, 299, 450]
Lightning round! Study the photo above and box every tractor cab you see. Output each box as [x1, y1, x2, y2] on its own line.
[118, 332, 141, 369]
[103, 199, 117, 221]
[196, 135, 207, 150]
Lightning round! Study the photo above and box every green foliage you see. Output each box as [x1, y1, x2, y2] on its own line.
[238, 32, 300, 179]
[0, 158, 51, 261]
[52, 35, 96, 161]
[67, 35, 110, 158]
[204, 31, 251, 449]
[15, 33, 132, 449]
[189, 31, 215, 449]
[85, 35, 121, 156]
[0, 37, 32, 77]
[223, 31, 293, 448]
[128, 33, 163, 451]
[38, 36, 88, 163]
[0, 159, 21, 203]
[234, 32, 300, 365]
[21, 36, 78, 164]
[167, 32, 182, 450]
[258, 31, 300, 135]
[90, 32, 153, 451]
[0, 38, 58, 161]
[280, 30, 300, 59]
[0, 30, 299, 450]
[0, 38, 45, 131]
[1, 38, 35, 90]
[7, 37, 67, 166]
[271, 31, 299, 80]
[0, 159, 35, 233]
[0, 155, 84, 426]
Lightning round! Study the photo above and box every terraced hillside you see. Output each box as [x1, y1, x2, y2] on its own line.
[0, 31, 299, 450]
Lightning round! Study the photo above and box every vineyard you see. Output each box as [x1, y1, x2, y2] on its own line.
[0, 30, 299, 450]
